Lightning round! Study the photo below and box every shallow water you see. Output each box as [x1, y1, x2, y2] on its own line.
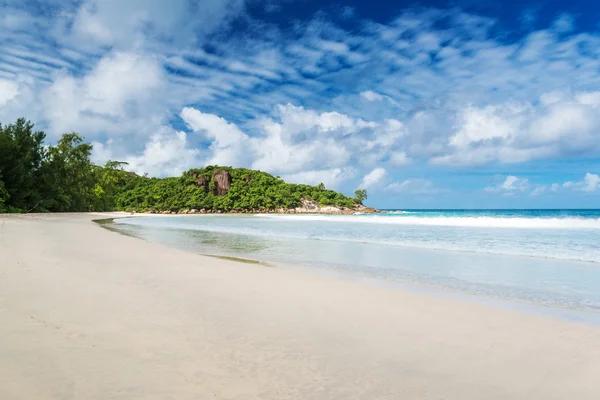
[111, 210, 600, 312]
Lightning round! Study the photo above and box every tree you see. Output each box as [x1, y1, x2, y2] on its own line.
[0, 118, 46, 211]
[93, 161, 135, 211]
[0, 118, 141, 213]
[0, 171, 9, 213]
[354, 189, 367, 204]
[44, 133, 96, 212]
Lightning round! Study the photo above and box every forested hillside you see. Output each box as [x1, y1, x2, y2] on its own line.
[116, 166, 358, 212]
[0, 118, 366, 214]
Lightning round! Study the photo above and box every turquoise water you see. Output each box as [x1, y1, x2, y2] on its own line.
[112, 210, 600, 312]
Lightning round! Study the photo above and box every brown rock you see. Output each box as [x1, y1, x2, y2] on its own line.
[197, 176, 208, 192]
[211, 170, 232, 196]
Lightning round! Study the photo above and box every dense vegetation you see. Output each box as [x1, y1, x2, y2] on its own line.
[116, 166, 357, 212]
[0, 118, 365, 213]
[0, 118, 148, 213]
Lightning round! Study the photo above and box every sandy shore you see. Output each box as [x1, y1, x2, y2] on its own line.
[1, 213, 599, 400]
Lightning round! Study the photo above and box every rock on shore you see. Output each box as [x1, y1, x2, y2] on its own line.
[144, 198, 378, 215]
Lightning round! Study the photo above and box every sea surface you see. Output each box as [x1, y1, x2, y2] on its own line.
[111, 209, 600, 313]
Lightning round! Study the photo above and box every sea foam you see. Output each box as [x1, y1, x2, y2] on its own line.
[255, 214, 600, 229]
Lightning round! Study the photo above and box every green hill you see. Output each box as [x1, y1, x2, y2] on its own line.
[116, 166, 361, 213]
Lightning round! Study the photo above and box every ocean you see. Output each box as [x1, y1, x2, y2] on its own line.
[110, 209, 600, 312]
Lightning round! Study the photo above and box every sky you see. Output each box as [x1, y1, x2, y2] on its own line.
[0, 0, 599, 209]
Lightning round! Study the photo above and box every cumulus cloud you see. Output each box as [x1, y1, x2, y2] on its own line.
[389, 151, 411, 166]
[281, 168, 356, 189]
[498, 174, 600, 197]
[485, 176, 529, 194]
[0, 80, 18, 106]
[92, 127, 201, 177]
[430, 91, 600, 166]
[274, 104, 356, 134]
[181, 105, 351, 175]
[181, 107, 251, 166]
[180, 104, 408, 187]
[530, 186, 546, 197]
[359, 168, 386, 189]
[1, 51, 169, 141]
[563, 173, 600, 192]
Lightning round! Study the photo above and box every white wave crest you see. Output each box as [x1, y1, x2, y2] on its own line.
[255, 214, 600, 229]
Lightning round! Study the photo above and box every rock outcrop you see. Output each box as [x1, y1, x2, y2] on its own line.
[287, 198, 378, 215]
[211, 170, 232, 196]
[295, 198, 320, 213]
[196, 176, 208, 192]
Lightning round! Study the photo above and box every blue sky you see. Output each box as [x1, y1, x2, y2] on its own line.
[0, 0, 599, 208]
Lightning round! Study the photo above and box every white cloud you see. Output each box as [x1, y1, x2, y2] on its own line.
[576, 92, 600, 107]
[359, 168, 386, 189]
[564, 173, 600, 192]
[126, 129, 200, 177]
[281, 168, 356, 189]
[530, 186, 546, 197]
[431, 91, 600, 166]
[485, 175, 529, 194]
[275, 104, 356, 134]
[93, 127, 201, 177]
[180, 104, 411, 184]
[449, 104, 524, 149]
[361, 91, 384, 102]
[503, 176, 525, 190]
[583, 173, 600, 192]
[552, 14, 574, 33]
[0, 52, 168, 140]
[181, 105, 353, 175]
[181, 106, 251, 167]
[68, 0, 249, 47]
[0, 79, 18, 106]
[389, 151, 411, 166]
[386, 179, 441, 195]
[493, 173, 600, 197]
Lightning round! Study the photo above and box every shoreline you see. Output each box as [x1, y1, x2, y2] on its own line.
[103, 215, 600, 324]
[2, 213, 600, 399]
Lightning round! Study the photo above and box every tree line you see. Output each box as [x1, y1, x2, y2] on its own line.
[0, 118, 367, 214]
[1, 118, 139, 213]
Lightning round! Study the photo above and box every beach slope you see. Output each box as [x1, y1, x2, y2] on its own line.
[1, 213, 599, 400]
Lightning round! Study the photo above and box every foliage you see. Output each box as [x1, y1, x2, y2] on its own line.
[92, 161, 137, 212]
[41, 133, 97, 212]
[0, 170, 9, 213]
[0, 118, 135, 213]
[1, 117, 360, 214]
[354, 189, 368, 204]
[0, 118, 46, 212]
[116, 166, 357, 212]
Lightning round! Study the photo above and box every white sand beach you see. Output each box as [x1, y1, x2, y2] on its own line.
[1, 213, 599, 400]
